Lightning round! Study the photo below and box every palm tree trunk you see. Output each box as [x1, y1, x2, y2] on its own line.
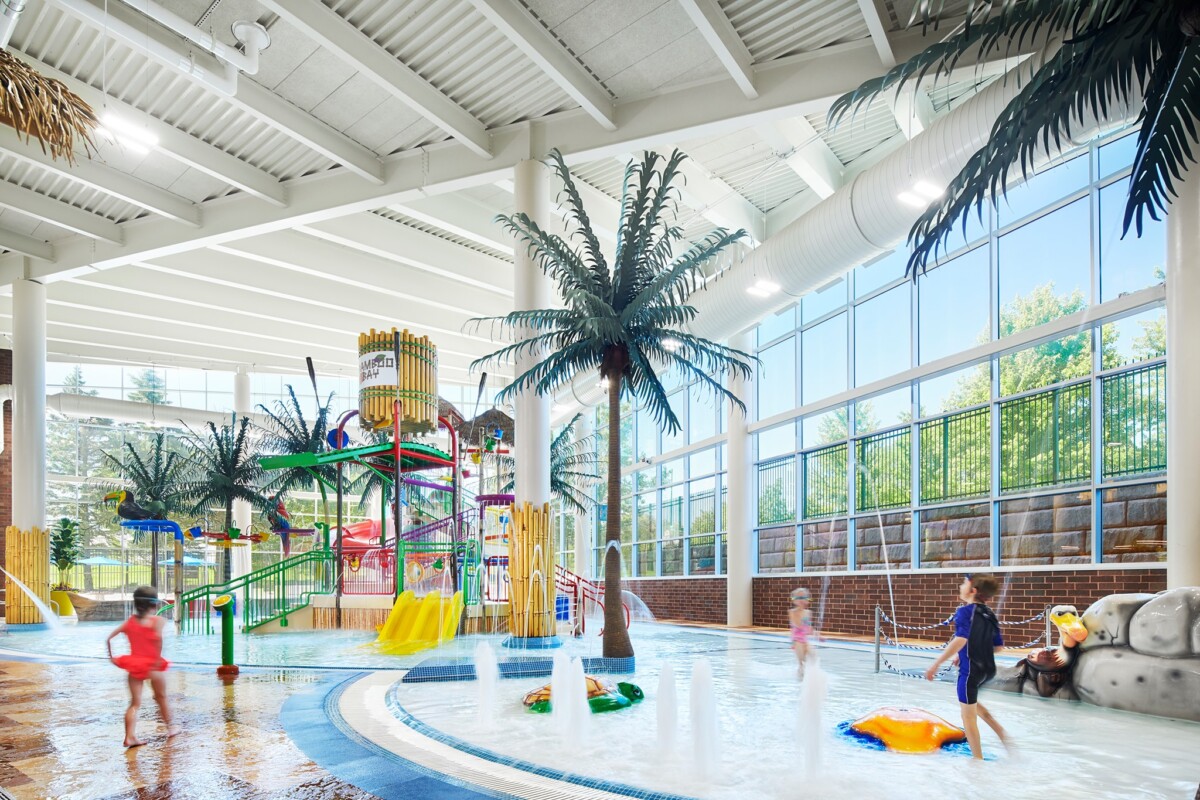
[602, 374, 633, 658]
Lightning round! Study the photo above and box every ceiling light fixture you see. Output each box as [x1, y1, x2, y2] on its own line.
[898, 180, 945, 208]
[746, 279, 780, 298]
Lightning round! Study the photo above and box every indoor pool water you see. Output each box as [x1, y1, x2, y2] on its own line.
[5, 621, 1199, 798]
[389, 625, 1200, 800]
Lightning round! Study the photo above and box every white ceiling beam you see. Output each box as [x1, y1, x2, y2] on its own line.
[391, 195, 515, 254]
[3, 29, 995, 286]
[0, 226, 54, 260]
[889, 85, 936, 139]
[677, 0, 757, 99]
[258, 0, 492, 159]
[0, 127, 200, 226]
[466, 0, 615, 130]
[298, 214, 515, 295]
[857, 0, 896, 67]
[48, 0, 384, 185]
[758, 117, 846, 198]
[17, 54, 288, 207]
[0, 182, 123, 244]
[675, 159, 765, 244]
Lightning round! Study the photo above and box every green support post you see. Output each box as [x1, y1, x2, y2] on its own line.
[214, 594, 239, 678]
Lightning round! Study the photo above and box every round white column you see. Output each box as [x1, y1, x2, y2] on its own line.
[513, 159, 553, 507]
[12, 278, 46, 532]
[1167, 168, 1200, 589]
[574, 411, 594, 579]
[232, 367, 253, 578]
[725, 330, 756, 626]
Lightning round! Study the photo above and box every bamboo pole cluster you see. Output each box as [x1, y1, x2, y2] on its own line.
[358, 327, 439, 432]
[3, 526, 51, 624]
[506, 502, 555, 638]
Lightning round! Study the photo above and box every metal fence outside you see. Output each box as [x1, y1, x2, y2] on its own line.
[1000, 381, 1092, 492]
[1102, 362, 1166, 480]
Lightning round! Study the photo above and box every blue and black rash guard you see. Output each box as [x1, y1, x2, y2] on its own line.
[953, 602, 1003, 704]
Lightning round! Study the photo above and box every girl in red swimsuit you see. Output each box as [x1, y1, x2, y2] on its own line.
[106, 586, 179, 747]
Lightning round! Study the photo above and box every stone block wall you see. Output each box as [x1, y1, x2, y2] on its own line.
[1100, 481, 1166, 563]
[918, 502, 991, 568]
[802, 518, 847, 570]
[854, 512, 911, 570]
[757, 525, 795, 573]
[999, 490, 1092, 566]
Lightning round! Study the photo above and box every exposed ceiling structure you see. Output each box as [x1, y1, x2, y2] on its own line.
[0, 0, 1002, 391]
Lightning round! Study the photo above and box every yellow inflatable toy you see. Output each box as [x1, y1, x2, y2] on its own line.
[840, 706, 967, 754]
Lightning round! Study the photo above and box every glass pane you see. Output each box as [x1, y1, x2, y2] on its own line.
[758, 525, 796, 573]
[918, 247, 990, 363]
[802, 407, 848, 447]
[998, 154, 1089, 226]
[999, 490, 1092, 565]
[855, 284, 911, 386]
[636, 493, 656, 542]
[689, 448, 716, 477]
[1101, 362, 1166, 480]
[636, 464, 655, 491]
[689, 478, 717, 535]
[998, 199, 1091, 335]
[855, 428, 911, 510]
[662, 485, 684, 539]
[999, 383, 1091, 492]
[688, 535, 716, 575]
[757, 455, 796, 525]
[757, 305, 796, 346]
[636, 542, 656, 577]
[1099, 178, 1166, 301]
[636, 406, 656, 461]
[999, 331, 1092, 396]
[802, 313, 847, 404]
[1098, 132, 1138, 177]
[919, 407, 991, 504]
[919, 503, 992, 568]
[854, 512, 912, 570]
[919, 364, 990, 416]
[1102, 307, 1165, 370]
[661, 391, 685, 454]
[803, 443, 848, 518]
[689, 390, 718, 443]
[855, 387, 910, 435]
[856, 248, 907, 298]
[1101, 482, 1166, 563]
[757, 423, 795, 460]
[802, 277, 846, 324]
[660, 458, 684, 487]
[801, 519, 847, 571]
[758, 336, 796, 419]
[661, 538, 683, 576]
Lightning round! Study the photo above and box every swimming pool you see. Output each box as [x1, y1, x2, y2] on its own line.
[5, 621, 1198, 798]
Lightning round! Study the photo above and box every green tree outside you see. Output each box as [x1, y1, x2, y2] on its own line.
[127, 368, 171, 405]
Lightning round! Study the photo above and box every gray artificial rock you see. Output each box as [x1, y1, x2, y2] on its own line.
[1074, 647, 1200, 722]
[1078, 593, 1155, 651]
[1128, 587, 1200, 658]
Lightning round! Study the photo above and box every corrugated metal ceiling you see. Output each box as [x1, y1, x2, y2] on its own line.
[720, 0, 869, 62]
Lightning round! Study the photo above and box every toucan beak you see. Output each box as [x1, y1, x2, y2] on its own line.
[103, 491, 121, 503]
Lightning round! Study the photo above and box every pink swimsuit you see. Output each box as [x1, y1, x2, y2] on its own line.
[791, 620, 813, 643]
[114, 616, 169, 680]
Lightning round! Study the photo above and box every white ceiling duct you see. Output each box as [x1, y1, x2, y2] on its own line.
[0, 0, 25, 48]
[46, 392, 270, 430]
[116, 0, 269, 75]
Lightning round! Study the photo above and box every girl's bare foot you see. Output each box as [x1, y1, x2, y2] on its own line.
[123, 738, 144, 749]
[166, 726, 181, 739]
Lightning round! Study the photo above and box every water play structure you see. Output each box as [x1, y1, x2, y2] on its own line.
[2, 525, 50, 624]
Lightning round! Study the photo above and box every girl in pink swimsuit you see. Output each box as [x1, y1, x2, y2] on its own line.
[106, 586, 180, 747]
[789, 587, 814, 678]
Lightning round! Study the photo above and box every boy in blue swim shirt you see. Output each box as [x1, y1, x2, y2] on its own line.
[925, 573, 1012, 759]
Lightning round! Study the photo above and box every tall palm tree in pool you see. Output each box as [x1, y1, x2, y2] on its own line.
[472, 150, 754, 658]
[181, 417, 270, 581]
[830, 0, 1200, 275]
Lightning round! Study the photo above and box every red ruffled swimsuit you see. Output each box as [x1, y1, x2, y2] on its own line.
[114, 616, 169, 680]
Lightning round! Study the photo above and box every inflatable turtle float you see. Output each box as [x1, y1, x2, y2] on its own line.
[522, 675, 644, 714]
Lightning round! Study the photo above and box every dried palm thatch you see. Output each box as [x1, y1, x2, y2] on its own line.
[0, 49, 97, 163]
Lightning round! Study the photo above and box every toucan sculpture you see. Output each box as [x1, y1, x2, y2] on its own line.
[103, 490, 167, 521]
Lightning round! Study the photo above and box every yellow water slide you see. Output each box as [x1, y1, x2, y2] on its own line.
[376, 589, 465, 655]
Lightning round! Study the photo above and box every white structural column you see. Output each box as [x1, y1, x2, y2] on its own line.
[11, 277, 46, 531]
[1167, 169, 1200, 589]
[725, 330, 756, 626]
[574, 412, 594, 580]
[232, 367, 253, 562]
[513, 160, 553, 506]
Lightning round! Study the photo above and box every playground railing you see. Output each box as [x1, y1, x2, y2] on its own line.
[872, 604, 1052, 676]
[341, 548, 396, 595]
[177, 549, 336, 634]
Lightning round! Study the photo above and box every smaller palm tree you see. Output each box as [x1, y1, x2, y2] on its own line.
[497, 414, 601, 515]
[257, 385, 338, 530]
[181, 417, 269, 581]
[100, 431, 193, 521]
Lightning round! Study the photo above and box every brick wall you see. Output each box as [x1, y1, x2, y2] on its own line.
[1, 348, 11, 577]
[753, 569, 1166, 644]
[624, 577, 726, 624]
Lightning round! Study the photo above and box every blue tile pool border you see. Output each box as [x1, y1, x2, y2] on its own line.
[385, 679, 698, 800]
[403, 655, 636, 683]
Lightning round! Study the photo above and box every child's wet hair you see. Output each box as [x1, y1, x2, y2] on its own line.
[132, 585, 160, 616]
[967, 573, 1000, 601]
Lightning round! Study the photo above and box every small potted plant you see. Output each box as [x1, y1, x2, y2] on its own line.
[50, 517, 82, 618]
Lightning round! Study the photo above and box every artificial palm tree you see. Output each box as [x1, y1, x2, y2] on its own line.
[472, 150, 754, 658]
[181, 417, 269, 581]
[257, 385, 337, 533]
[100, 431, 193, 521]
[830, 0, 1200, 274]
[497, 413, 601, 515]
